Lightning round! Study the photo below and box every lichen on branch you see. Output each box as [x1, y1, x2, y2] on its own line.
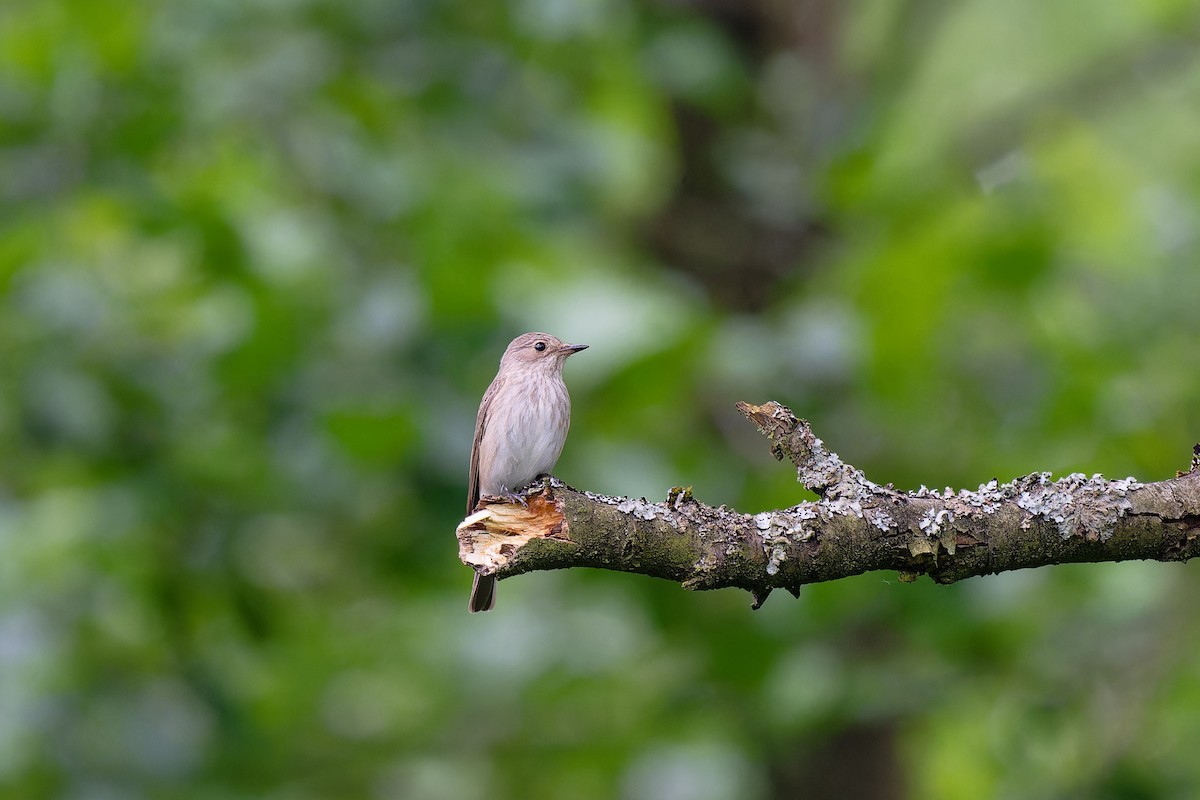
[456, 401, 1200, 607]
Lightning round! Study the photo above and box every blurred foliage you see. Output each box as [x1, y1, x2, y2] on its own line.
[3, 0, 1200, 798]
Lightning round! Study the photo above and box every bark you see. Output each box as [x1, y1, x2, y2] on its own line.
[457, 401, 1200, 608]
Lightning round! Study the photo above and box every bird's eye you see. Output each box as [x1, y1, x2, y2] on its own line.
[534, 341, 546, 352]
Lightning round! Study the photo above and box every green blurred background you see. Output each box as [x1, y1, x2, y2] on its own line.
[3, 0, 1200, 797]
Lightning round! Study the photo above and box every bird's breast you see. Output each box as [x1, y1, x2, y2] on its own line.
[478, 374, 571, 495]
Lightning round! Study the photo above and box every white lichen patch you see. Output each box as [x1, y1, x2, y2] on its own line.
[909, 471, 1143, 542]
[1014, 472, 1142, 540]
[779, 506, 817, 542]
[766, 545, 787, 576]
[957, 479, 1004, 514]
[795, 431, 884, 502]
[755, 508, 822, 575]
[824, 498, 864, 518]
[918, 508, 954, 536]
[582, 489, 629, 507]
[613, 497, 661, 521]
[797, 439, 846, 489]
[867, 508, 894, 532]
[915, 507, 959, 556]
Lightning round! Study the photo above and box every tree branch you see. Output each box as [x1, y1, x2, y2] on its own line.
[457, 401, 1200, 607]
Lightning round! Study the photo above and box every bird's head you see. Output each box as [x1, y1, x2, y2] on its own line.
[500, 332, 588, 374]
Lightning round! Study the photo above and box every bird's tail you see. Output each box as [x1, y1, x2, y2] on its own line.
[469, 573, 496, 612]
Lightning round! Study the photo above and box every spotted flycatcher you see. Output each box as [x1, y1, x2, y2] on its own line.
[466, 332, 588, 612]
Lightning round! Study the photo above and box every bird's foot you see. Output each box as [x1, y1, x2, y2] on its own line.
[483, 491, 529, 508]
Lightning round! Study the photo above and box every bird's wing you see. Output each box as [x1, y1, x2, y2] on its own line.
[467, 374, 503, 514]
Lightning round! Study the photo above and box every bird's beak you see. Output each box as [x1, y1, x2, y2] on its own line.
[560, 343, 589, 354]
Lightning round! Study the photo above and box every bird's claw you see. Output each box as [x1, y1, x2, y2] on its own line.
[483, 491, 529, 508]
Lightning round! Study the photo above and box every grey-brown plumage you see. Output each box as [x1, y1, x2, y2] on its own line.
[467, 332, 588, 612]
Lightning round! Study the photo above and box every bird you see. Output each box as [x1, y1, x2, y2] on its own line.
[466, 332, 588, 612]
